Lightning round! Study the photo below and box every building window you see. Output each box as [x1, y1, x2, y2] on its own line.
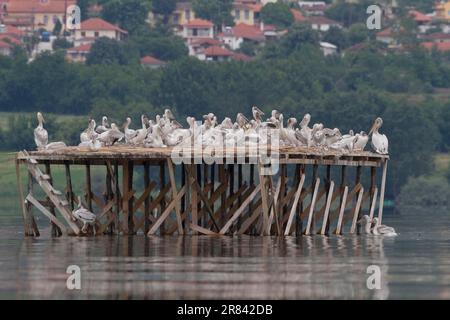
[244, 10, 250, 20]
[185, 10, 191, 20]
[81, 31, 86, 37]
[235, 9, 240, 20]
[94, 31, 99, 37]
[43, 15, 49, 25]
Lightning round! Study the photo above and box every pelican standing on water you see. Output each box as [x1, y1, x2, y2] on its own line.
[34, 112, 48, 150]
[369, 117, 388, 154]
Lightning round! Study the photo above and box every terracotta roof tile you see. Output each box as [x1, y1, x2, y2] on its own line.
[184, 19, 214, 28]
[291, 9, 306, 23]
[421, 41, 450, 52]
[67, 43, 92, 53]
[409, 10, 432, 23]
[221, 23, 265, 41]
[0, 25, 25, 38]
[80, 18, 128, 34]
[6, 0, 76, 14]
[203, 45, 234, 57]
[140, 55, 166, 65]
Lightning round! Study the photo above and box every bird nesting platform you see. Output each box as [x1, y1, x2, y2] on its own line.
[15, 146, 389, 237]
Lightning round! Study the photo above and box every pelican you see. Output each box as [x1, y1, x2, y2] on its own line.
[72, 196, 97, 235]
[163, 108, 175, 121]
[95, 116, 109, 134]
[252, 106, 264, 123]
[369, 117, 388, 154]
[129, 115, 149, 146]
[372, 217, 397, 236]
[124, 117, 137, 144]
[295, 113, 311, 146]
[359, 215, 374, 234]
[354, 131, 369, 151]
[236, 113, 249, 129]
[220, 117, 233, 129]
[342, 129, 354, 139]
[34, 112, 48, 150]
[78, 134, 101, 151]
[44, 141, 67, 150]
[97, 123, 124, 146]
[323, 128, 341, 147]
[268, 109, 281, 122]
[144, 125, 166, 148]
[80, 119, 97, 143]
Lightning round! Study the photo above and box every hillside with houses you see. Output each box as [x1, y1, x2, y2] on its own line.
[2, 0, 450, 63]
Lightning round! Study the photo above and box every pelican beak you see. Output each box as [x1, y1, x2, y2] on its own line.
[368, 122, 376, 135]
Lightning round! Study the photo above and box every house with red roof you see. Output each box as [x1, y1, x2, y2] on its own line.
[182, 19, 214, 43]
[199, 45, 234, 61]
[218, 23, 265, 50]
[309, 16, 341, 32]
[0, 24, 24, 48]
[408, 10, 433, 33]
[66, 43, 91, 63]
[376, 27, 396, 45]
[421, 41, 450, 52]
[1, 0, 76, 31]
[140, 55, 166, 69]
[232, 1, 263, 26]
[188, 37, 222, 56]
[291, 9, 306, 23]
[74, 18, 128, 46]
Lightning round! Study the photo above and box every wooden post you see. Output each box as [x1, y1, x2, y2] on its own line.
[377, 160, 388, 224]
[105, 163, 114, 234]
[85, 164, 93, 212]
[114, 162, 120, 233]
[167, 158, 183, 235]
[45, 162, 62, 237]
[320, 180, 335, 235]
[309, 164, 318, 233]
[350, 187, 364, 234]
[305, 177, 320, 235]
[335, 186, 349, 235]
[65, 162, 74, 210]
[191, 163, 198, 234]
[285, 173, 305, 236]
[144, 161, 151, 234]
[15, 159, 33, 236]
[159, 163, 166, 235]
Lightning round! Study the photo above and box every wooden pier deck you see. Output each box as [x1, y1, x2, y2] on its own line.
[15, 146, 389, 237]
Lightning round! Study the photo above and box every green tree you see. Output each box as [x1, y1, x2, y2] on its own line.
[325, 0, 372, 28]
[86, 37, 139, 65]
[323, 26, 348, 50]
[151, 0, 177, 23]
[260, 2, 294, 28]
[102, 0, 151, 34]
[278, 23, 319, 55]
[193, 0, 234, 28]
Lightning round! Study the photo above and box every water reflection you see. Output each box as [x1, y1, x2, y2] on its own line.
[1, 212, 450, 299]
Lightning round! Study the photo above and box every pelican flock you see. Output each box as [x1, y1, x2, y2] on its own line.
[32, 109, 389, 155]
[359, 215, 397, 236]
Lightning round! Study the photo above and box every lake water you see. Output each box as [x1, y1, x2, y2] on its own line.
[0, 211, 450, 300]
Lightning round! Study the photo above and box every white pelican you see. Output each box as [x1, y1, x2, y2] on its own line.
[372, 218, 397, 236]
[369, 117, 388, 154]
[220, 117, 233, 129]
[323, 128, 341, 147]
[34, 112, 48, 150]
[95, 116, 109, 134]
[359, 215, 374, 234]
[236, 113, 249, 129]
[129, 115, 149, 146]
[295, 113, 311, 146]
[354, 131, 369, 151]
[163, 108, 175, 121]
[124, 117, 137, 144]
[72, 196, 97, 235]
[97, 123, 124, 146]
[80, 119, 97, 143]
[144, 125, 166, 148]
[252, 106, 264, 125]
[44, 141, 67, 150]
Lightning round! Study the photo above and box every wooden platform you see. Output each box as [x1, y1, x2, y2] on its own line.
[16, 146, 388, 167]
[15, 146, 389, 238]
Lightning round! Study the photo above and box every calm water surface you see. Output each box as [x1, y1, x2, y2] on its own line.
[0, 211, 450, 299]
